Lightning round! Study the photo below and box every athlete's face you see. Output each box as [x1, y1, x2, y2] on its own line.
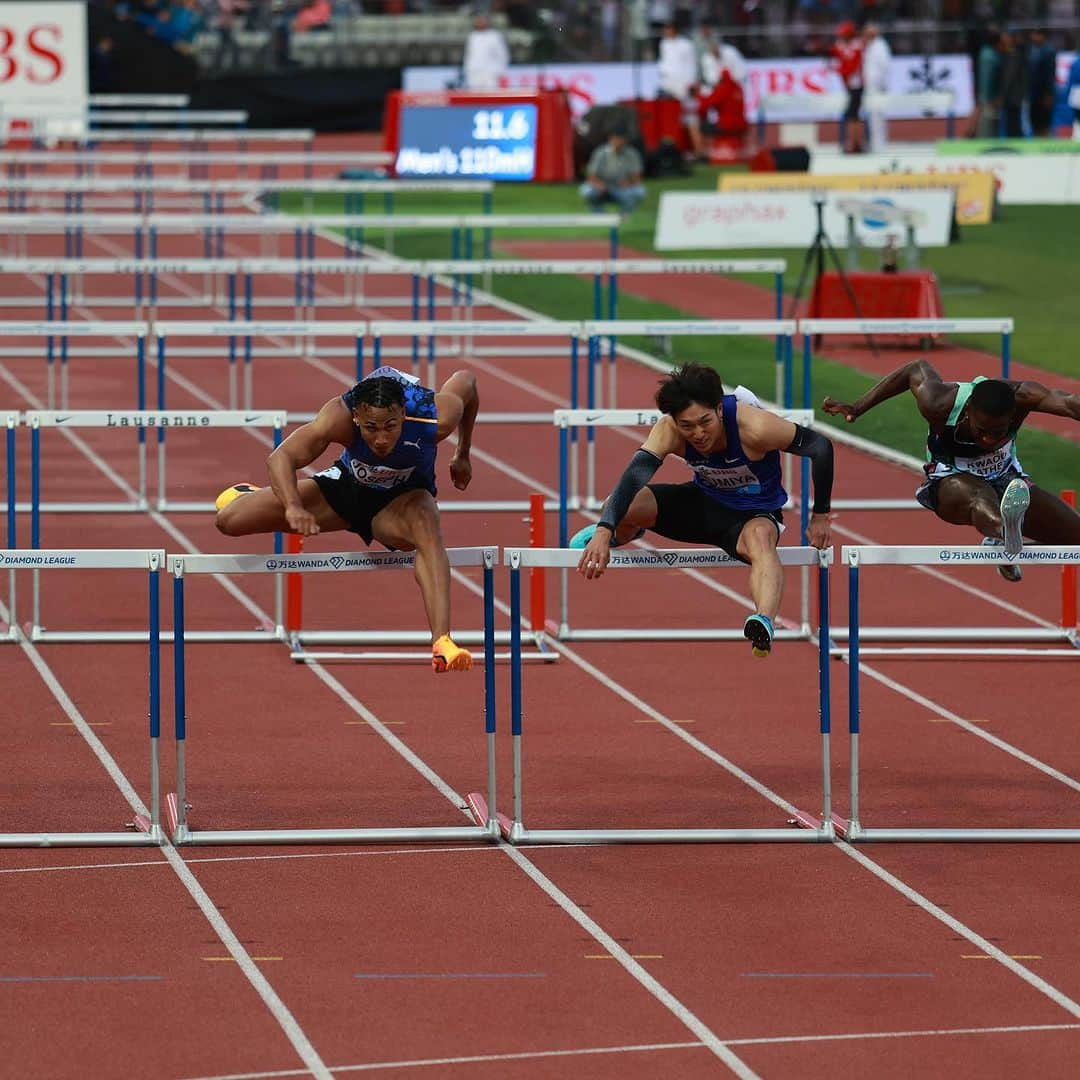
[352, 403, 405, 458]
[965, 406, 1012, 451]
[673, 401, 722, 454]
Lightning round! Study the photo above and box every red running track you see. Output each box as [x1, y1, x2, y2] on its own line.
[1, 158, 1080, 1079]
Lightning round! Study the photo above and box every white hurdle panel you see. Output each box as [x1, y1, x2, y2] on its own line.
[167, 547, 501, 846]
[490, 545, 835, 844]
[840, 544, 1080, 843]
[0, 548, 165, 847]
[551, 406, 817, 643]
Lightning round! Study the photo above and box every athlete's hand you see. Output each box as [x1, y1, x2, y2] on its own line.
[450, 454, 472, 491]
[577, 529, 612, 580]
[822, 397, 858, 423]
[285, 504, 320, 536]
[806, 512, 831, 550]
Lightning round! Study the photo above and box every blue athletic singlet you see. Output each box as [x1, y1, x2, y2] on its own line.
[337, 366, 438, 494]
[682, 394, 786, 511]
[925, 377, 1025, 482]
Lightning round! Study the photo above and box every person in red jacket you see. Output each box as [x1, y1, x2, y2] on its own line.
[829, 20, 864, 153]
[697, 68, 749, 140]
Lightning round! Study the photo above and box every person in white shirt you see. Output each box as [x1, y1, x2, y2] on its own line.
[462, 14, 509, 91]
[657, 22, 703, 158]
[700, 34, 747, 91]
[862, 23, 892, 151]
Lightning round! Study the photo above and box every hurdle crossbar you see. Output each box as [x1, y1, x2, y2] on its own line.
[0, 548, 164, 846]
[840, 544, 1080, 843]
[493, 545, 834, 843]
[167, 546, 501, 845]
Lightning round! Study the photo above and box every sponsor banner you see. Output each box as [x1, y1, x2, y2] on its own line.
[720, 170, 994, 225]
[811, 151, 1080, 205]
[403, 54, 974, 122]
[0, 2, 87, 138]
[655, 190, 954, 250]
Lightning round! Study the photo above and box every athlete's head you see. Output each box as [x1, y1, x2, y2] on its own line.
[966, 379, 1016, 449]
[351, 377, 406, 458]
[656, 364, 726, 454]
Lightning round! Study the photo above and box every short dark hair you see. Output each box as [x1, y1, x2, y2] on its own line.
[655, 363, 725, 415]
[352, 376, 405, 410]
[969, 379, 1016, 417]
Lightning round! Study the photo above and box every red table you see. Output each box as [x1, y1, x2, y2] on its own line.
[382, 89, 574, 183]
[810, 270, 944, 341]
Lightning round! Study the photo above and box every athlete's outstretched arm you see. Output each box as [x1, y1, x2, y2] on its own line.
[1016, 380, 1080, 422]
[267, 397, 352, 535]
[822, 358, 951, 424]
[435, 370, 478, 491]
[577, 417, 681, 577]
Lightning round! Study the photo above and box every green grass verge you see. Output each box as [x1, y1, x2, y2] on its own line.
[278, 173, 1079, 495]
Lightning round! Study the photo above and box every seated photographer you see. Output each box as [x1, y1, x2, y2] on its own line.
[579, 127, 646, 217]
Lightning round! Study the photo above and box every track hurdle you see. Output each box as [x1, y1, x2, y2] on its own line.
[0, 321, 147, 409]
[0, 212, 620, 263]
[488, 545, 834, 843]
[0, 547, 164, 847]
[167, 546, 500, 845]
[552, 407, 818, 642]
[798, 319, 1015, 411]
[582, 317, 797, 421]
[838, 544, 1080, 843]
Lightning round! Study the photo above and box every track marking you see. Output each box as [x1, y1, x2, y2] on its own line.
[204, 957, 284, 963]
[353, 971, 546, 980]
[585, 954, 663, 960]
[741, 972, 933, 979]
[963, 955, 1042, 961]
[50, 721, 111, 727]
[174, 1022, 1080, 1080]
[0, 591, 333, 1080]
[0, 973, 163, 983]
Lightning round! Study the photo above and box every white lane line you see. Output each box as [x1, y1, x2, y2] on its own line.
[838, 843, 1080, 1019]
[0, 597, 332, 1080]
[174, 1021, 1080, 1079]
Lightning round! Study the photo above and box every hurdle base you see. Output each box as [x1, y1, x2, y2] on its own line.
[843, 826, 1080, 842]
[828, 627, 1072, 642]
[173, 826, 498, 846]
[0, 831, 162, 848]
[556, 627, 813, 643]
[788, 809, 837, 839]
[289, 647, 557, 664]
[23, 628, 281, 643]
[504, 824, 832, 844]
[463, 793, 510, 840]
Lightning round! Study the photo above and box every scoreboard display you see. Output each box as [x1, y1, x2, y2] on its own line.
[395, 104, 538, 181]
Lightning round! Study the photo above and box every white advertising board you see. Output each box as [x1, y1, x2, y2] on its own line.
[812, 152, 1080, 205]
[654, 189, 955, 250]
[0, 1, 87, 138]
[404, 54, 973, 122]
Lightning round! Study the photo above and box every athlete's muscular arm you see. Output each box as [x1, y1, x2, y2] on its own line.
[1015, 379, 1080, 422]
[435, 370, 478, 491]
[577, 417, 682, 577]
[267, 397, 352, 535]
[738, 407, 834, 549]
[822, 359, 954, 425]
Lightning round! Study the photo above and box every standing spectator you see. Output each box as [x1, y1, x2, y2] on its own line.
[294, 0, 331, 33]
[861, 22, 891, 151]
[657, 21, 704, 159]
[1068, 50, 1080, 140]
[213, 0, 248, 71]
[971, 26, 1002, 138]
[700, 31, 747, 91]
[579, 126, 646, 218]
[830, 20, 865, 153]
[1026, 28, 1057, 137]
[600, 0, 620, 59]
[463, 13, 509, 91]
[998, 29, 1027, 139]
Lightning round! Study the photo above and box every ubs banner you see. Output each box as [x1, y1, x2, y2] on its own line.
[654, 190, 955, 250]
[0, 1, 87, 137]
[404, 54, 974, 122]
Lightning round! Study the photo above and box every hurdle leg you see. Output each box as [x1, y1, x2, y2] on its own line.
[845, 552, 863, 840]
[1063, 491, 1077, 633]
[508, 553, 526, 842]
[172, 564, 190, 844]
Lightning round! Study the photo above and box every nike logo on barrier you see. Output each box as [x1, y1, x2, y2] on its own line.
[585, 414, 603, 422]
[244, 415, 261, 423]
[55, 416, 70, 424]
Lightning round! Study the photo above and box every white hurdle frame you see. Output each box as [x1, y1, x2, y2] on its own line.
[0, 548, 165, 847]
[552, 406, 817, 643]
[167, 547, 501, 845]
[840, 544, 1080, 842]
[492, 546, 834, 844]
[0, 321, 147, 410]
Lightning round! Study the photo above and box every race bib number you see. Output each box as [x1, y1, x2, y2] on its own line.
[349, 460, 416, 489]
[692, 462, 762, 494]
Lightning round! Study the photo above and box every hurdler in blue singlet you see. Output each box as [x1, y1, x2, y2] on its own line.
[338, 366, 439, 495]
[682, 394, 786, 511]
